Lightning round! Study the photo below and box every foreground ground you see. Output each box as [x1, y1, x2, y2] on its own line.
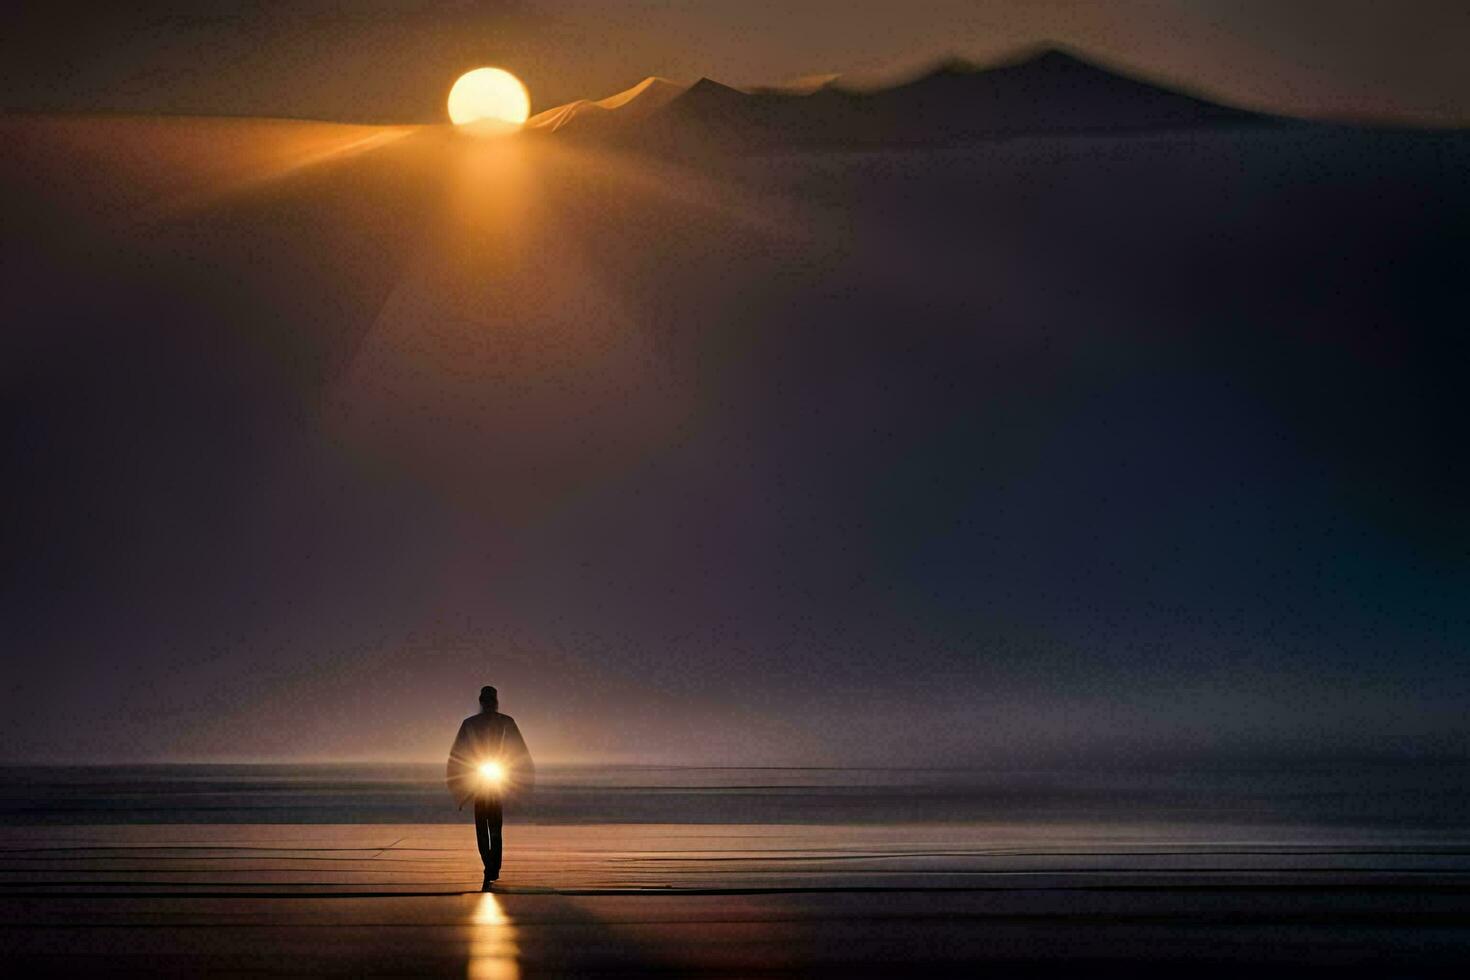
[3, 822, 1470, 976]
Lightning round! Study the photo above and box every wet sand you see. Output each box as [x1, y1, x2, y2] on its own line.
[4, 822, 1470, 976]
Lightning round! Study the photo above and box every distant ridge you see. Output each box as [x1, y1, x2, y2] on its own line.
[525, 76, 685, 135]
[538, 48, 1271, 151]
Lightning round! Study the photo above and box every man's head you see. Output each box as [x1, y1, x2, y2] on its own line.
[479, 686, 498, 711]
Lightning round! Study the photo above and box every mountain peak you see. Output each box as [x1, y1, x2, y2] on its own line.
[684, 77, 745, 99]
[527, 75, 686, 133]
[669, 78, 752, 118]
[597, 76, 681, 110]
[899, 47, 1104, 86]
[1010, 46, 1095, 69]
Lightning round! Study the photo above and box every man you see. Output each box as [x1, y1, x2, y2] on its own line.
[446, 686, 534, 888]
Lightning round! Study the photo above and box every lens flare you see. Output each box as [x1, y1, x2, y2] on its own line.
[478, 761, 506, 785]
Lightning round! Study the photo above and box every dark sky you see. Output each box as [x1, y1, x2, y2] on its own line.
[4, 1, 1469, 124]
[2, 3, 1468, 766]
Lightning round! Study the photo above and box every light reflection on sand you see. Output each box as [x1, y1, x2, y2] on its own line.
[467, 891, 520, 980]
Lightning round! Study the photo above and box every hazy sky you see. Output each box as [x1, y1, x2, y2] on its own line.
[4, 1, 1469, 124]
[2, 2, 1468, 767]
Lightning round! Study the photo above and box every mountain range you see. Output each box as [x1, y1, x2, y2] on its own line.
[527, 48, 1270, 150]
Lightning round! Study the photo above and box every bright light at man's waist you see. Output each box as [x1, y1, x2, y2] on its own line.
[477, 761, 506, 785]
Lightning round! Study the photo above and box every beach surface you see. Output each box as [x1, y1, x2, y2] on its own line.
[6, 819, 1470, 977]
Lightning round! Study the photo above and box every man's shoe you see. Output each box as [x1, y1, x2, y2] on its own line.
[482, 871, 499, 890]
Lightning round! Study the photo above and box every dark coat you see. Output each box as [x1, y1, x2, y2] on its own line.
[446, 710, 534, 808]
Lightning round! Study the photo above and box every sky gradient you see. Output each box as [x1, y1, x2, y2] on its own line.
[4, 1, 1469, 124]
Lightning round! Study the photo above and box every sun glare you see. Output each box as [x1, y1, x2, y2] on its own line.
[448, 68, 531, 129]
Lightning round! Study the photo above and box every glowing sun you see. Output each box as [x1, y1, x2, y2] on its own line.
[447, 68, 531, 128]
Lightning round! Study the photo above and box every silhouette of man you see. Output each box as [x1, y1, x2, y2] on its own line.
[446, 686, 533, 888]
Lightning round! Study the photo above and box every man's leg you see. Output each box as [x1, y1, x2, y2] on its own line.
[473, 796, 494, 873]
[485, 796, 503, 878]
